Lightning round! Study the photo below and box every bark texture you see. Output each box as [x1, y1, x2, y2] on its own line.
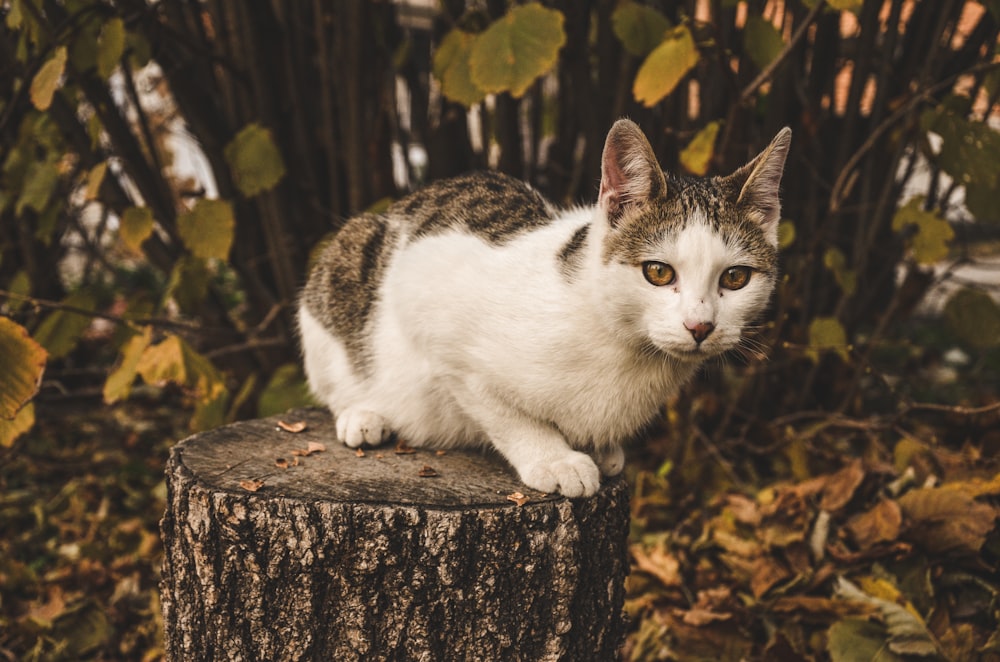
[160, 408, 630, 661]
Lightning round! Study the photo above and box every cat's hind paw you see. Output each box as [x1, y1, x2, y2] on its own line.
[596, 444, 625, 477]
[521, 452, 601, 498]
[335, 408, 390, 448]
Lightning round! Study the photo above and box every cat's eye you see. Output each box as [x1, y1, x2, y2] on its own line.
[720, 266, 752, 290]
[642, 261, 675, 286]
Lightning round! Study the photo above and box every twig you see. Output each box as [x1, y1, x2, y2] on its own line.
[829, 60, 1000, 212]
[739, 0, 826, 104]
[0, 289, 224, 335]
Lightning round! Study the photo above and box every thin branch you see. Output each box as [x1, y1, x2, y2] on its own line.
[0, 289, 227, 335]
[739, 0, 826, 104]
[829, 60, 1000, 212]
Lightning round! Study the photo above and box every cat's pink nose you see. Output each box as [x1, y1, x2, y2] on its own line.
[685, 321, 715, 344]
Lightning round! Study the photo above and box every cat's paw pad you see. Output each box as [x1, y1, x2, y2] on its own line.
[335, 408, 389, 448]
[522, 452, 601, 498]
[596, 445, 625, 476]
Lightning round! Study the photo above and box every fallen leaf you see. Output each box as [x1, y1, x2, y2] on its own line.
[507, 491, 529, 506]
[239, 479, 264, 492]
[846, 499, 902, 549]
[355, 447, 366, 458]
[819, 459, 865, 512]
[631, 543, 682, 587]
[307, 441, 326, 453]
[275, 457, 289, 469]
[680, 606, 732, 626]
[395, 440, 417, 454]
[435, 449, 447, 456]
[898, 484, 999, 555]
[418, 464, 438, 478]
[751, 555, 793, 598]
[277, 420, 308, 433]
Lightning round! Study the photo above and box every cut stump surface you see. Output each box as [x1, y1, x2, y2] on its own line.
[160, 408, 629, 661]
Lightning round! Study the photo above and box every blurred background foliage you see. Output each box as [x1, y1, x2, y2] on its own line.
[1, 0, 999, 660]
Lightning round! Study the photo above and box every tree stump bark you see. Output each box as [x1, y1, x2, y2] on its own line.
[160, 408, 630, 661]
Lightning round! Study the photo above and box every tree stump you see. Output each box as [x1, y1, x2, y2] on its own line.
[160, 408, 630, 661]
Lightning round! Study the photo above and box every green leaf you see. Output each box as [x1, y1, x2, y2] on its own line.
[163, 256, 210, 314]
[0, 316, 47, 420]
[827, 618, 903, 662]
[633, 25, 699, 107]
[807, 316, 849, 363]
[823, 247, 857, 296]
[826, 0, 864, 11]
[103, 326, 153, 404]
[469, 3, 566, 98]
[96, 18, 125, 79]
[30, 46, 67, 111]
[679, 121, 720, 176]
[177, 198, 235, 261]
[15, 160, 59, 216]
[944, 288, 1000, 349]
[777, 220, 796, 250]
[258, 363, 315, 417]
[32, 289, 97, 359]
[119, 206, 155, 254]
[223, 123, 287, 197]
[611, 1, 672, 57]
[744, 16, 785, 71]
[922, 108, 1000, 223]
[891, 197, 953, 265]
[434, 29, 487, 107]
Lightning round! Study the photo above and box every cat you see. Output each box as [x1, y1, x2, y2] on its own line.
[298, 119, 790, 497]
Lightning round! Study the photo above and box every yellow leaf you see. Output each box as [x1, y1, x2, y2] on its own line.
[0, 402, 35, 448]
[0, 317, 47, 420]
[30, 46, 67, 111]
[469, 3, 566, 98]
[119, 206, 155, 254]
[177, 198, 235, 261]
[892, 197, 953, 265]
[807, 316, 849, 363]
[633, 25, 699, 107]
[83, 162, 107, 201]
[223, 124, 286, 197]
[136, 334, 229, 431]
[679, 121, 720, 175]
[944, 288, 1000, 349]
[777, 220, 796, 250]
[103, 326, 153, 404]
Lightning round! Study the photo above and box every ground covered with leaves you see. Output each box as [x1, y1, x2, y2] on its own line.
[0, 397, 184, 661]
[2, 385, 999, 661]
[623, 399, 1000, 661]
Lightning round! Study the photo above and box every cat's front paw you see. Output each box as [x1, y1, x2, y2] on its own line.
[596, 444, 625, 476]
[522, 452, 601, 498]
[335, 408, 390, 448]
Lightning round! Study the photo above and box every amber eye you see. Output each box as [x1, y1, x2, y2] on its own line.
[720, 266, 752, 290]
[642, 261, 676, 286]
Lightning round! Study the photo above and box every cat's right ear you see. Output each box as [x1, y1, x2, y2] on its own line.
[599, 119, 667, 227]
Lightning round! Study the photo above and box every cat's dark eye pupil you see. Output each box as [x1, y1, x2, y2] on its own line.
[720, 266, 751, 290]
[642, 261, 675, 286]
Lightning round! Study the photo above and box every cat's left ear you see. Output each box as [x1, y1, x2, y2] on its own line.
[731, 127, 792, 245]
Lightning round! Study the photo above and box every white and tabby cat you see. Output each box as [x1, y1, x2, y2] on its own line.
[299, 119, 790, 497]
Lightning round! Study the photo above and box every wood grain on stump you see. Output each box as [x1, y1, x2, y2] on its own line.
[160, 408, 629, 661]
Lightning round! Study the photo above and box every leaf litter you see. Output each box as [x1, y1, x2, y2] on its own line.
[624, 412, 1000, 661]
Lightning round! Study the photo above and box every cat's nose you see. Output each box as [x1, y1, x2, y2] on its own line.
[684, 321, 715, 344]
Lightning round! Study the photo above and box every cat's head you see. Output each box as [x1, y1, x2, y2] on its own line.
[596, 119, 791, 362]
